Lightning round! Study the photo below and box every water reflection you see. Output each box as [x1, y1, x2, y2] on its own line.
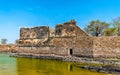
[69, 65, 73, 71]
[0, 54, 108, 75]
[16, 57, 107, 75]
[0, 54, 17, 75]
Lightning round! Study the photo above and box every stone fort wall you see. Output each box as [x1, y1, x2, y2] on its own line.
[93, 36, 120, 58]
[16, 20, 120, 58]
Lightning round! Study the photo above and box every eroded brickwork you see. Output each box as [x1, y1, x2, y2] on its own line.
[93, 36, 120, 58]
[20, 26, 50, 39]
[55, 20, 89, 37]
[17, 20, 120, 58]
[19, 26, 53, 46]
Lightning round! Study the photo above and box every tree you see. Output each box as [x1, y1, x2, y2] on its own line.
[15, 39, 19, 44]
[84, 20, 109, 36]
[1, 38, 7, 44]
[112, 17, 120, 36]
[104, 28, 116, 36]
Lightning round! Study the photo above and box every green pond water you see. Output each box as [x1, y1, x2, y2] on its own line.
[0, 53, 109, 75]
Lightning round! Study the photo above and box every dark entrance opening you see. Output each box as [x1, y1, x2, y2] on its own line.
[70, 49, 73, 55]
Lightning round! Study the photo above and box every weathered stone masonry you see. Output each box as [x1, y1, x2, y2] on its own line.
[17, 20, 120, 58]
[93, 36, 120, 58]
[0, 44, 17, 52]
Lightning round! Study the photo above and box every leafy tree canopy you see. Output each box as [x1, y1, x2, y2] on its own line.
[1, 38, 7, 44]
[84, 20, 109, 36]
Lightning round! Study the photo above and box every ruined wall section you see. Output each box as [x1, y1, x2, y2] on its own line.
[48, 35, 120, 58]
[19, 20, 89, 47]
[93, 36, 120, 58]
[19, 26, 52, 46]
[55, 20, 89, 37]
[48, 36, 93, 57]
[73, 36, 93, 57]
[52, 20, 91, 56]
[48, 37, 75, 56]
[20, 26, 50, 39]
[18, 20, 92, 56]
[50, 37, 75, 47]
[17, 46, 52, 54]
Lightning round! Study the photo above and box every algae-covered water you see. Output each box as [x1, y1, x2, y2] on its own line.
[0, 53, 109, 75]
